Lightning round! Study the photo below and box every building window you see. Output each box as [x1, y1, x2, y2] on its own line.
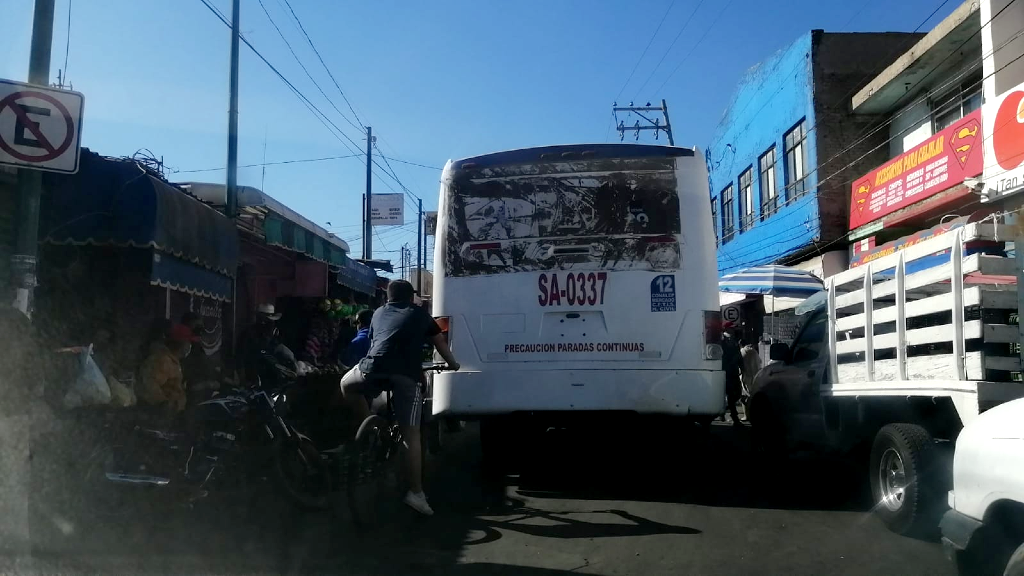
[759, 147, 778, 219]
[720, 185, 735, 243]
[739, 167, 754, 231]
[711, 198, 718, 245]
[932, 73, 982, 131]
[784, 120, 809, 199]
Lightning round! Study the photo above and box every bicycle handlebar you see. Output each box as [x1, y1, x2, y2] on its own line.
[423, 363, 456, 373]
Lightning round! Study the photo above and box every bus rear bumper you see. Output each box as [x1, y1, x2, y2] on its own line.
[431, 369, 725, 417]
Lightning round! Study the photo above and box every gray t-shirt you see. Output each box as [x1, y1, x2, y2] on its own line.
[359, 302, 441, 380]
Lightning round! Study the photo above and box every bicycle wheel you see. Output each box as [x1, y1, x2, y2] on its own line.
[346, 415, 401, 529]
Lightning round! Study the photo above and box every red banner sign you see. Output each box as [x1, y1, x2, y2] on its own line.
[849, 109, 983, 230]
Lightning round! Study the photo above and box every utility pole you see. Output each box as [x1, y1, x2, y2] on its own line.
[398, 243, 407, 280]
[11, 0, 55, 316]
[613, 99, 675, 146]
[416, 198, 423, 296]
[422, 210, 429, 276]
[364, 126, 373, 260]
[225, 0, 240, 219]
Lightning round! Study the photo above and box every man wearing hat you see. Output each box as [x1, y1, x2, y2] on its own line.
[240, 303, 284, 383]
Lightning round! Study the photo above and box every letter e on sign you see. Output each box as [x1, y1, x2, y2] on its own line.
[0, 79, 84, 174]
[722, 305, 740, 323]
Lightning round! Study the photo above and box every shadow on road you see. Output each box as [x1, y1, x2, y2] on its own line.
[9, 418, 881, 575]
[511, 421, 873, 514]
[458, 497, 700, 546]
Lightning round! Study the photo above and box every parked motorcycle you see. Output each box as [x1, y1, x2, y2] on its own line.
[85, 354, 329, 513]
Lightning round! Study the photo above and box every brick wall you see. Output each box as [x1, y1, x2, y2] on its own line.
[811, 32, 924, 245]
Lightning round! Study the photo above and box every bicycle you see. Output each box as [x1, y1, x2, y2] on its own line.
[345, 363, 452, 528]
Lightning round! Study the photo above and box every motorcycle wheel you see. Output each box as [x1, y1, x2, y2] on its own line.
[273, 435, 331, 511]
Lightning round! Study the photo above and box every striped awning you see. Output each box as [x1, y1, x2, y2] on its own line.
[719, 265, 824, 298]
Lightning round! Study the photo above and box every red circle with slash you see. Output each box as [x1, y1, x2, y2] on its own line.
[0, 90, 75, 162]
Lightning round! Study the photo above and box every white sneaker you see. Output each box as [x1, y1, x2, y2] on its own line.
[403, 491, 434, 516]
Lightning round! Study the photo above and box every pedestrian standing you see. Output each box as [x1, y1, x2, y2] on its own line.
[739, 338, 762, 422]
[722, 321, 744, 426]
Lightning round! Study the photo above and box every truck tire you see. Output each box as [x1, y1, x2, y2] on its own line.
[869, 423, 939, 536]
[1004, 542, 1024, 576]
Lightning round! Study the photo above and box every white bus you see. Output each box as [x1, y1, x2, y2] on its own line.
[429, 144, 724, 453]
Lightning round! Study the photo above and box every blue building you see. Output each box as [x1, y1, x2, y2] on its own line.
[708, 30, 922, 278]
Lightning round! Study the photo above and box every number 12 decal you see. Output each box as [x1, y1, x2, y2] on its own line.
[538, 272, 607, 306]
[654, 275, 673, 293]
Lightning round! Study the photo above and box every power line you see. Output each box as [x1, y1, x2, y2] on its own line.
[197, 0, 384, 177]
[379, 155, 444, 171]
[255, 0, 362, 132]
[202, 0, 438, 208]
[711, 0, 964, 185]
[715, 29, 1024, 270]
[718, 52, 1024, 270]
[613, 0, 677, 103]
[374, 141, 421, 201]
[708, 0, 889, 141]
[279, 0, 365, 128]
[714, 0, 1018, 223]
[632, 0, 707, 98]
[62, 0, 72, 84]
[649, 0, 739, 98]
[174, 153, 362, 174]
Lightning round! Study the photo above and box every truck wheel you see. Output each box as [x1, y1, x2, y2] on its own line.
[1004, 542, 1024, 576]
[869, 423, 939, 536]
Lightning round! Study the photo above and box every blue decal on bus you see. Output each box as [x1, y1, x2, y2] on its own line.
[650, 275, 676, 312]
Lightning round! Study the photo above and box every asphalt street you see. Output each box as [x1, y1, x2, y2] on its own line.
[8, 420, 955, 576]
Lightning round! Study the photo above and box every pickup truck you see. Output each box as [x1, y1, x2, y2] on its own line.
[748, 223, 1023, 535]
[940, 397, 1024, 576]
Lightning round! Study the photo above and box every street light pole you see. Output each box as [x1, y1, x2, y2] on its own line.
[225, 0, 240, 219]
[364, 126, 373, 260]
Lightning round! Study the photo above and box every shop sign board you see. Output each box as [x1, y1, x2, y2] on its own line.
[849, 109, 982, 229]
[983, 80, 1024, 199]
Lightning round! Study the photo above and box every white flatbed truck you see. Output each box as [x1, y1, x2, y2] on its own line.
[749, 222, 1024, 535]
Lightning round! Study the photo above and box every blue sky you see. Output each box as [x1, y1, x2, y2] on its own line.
[0, 0, 959, 270]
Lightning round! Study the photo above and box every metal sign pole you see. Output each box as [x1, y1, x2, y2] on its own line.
[11, 0, 55, 316]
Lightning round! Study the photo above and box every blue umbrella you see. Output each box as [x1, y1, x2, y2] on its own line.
[718, 265, 824, 298]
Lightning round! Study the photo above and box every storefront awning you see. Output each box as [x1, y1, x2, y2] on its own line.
[337, 258, 378, 295]
[151, 252, 233, 301]
[264, 214, 347, 266]
[44, 151, 240, 276]
[180, 182, 348, 266]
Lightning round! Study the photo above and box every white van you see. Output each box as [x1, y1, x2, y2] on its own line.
[429, 144, 725, 457]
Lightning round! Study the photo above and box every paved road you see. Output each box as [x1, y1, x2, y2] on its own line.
[9, 420, 955, 575]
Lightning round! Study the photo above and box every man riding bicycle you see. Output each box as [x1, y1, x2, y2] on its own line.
[339, 279, 459, 516]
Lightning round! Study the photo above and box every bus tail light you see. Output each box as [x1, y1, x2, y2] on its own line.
[434, 316, 451, 342]
[704, 310, 723, 360]
[463, 243, 504, 267]
[435, 315, 450, 334]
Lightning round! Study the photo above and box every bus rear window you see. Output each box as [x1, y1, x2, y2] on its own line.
[443, 159, 682, 277]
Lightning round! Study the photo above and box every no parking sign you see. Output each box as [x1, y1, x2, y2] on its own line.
[0, 78, 84, 174]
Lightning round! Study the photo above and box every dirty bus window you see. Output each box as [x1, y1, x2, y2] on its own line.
[446, 158, 682, 277]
